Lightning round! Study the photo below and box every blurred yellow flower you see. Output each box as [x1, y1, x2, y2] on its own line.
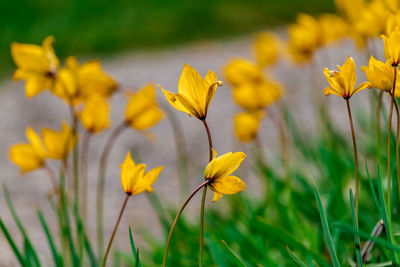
[160, 64, 222, 120]
[120, 151, 163, 195]
[9, 127, 46, 173]
[324, 56, 371, 99]
[382, 28, 400, 66]
[81, 95, 111, 133]
[204, 150, 246, 202]
[223, 58, 264, 87]
[252, 32, 279, 67]
[52, 57, 117, 105]
[11, 36, 59, 98]
[334, 0, 364, 22]
[353, 0, 389, 39]
[42, 121, 77, 160]
[361, 56, 400, 94]
[233, 112, 264, 142]
[386, 11, 400, 35]
[318, 14, 349, 45]
[232, 80, 283, 111]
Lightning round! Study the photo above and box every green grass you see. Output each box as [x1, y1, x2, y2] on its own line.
[0, 0, 334, 77]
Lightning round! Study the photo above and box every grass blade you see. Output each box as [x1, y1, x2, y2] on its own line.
[0, 218, 26, 265]
[37, 210, 62, 267]
[221, 240, 247, 267]
[312, 184, 340, 267]
[349, 189, 362, 266]
[129, 226, 142, 267]
[286, 246, 307, 267]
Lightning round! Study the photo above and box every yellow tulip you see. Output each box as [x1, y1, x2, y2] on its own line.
[223, 58, 264, 87]
[9, 127, 46, 173]
[81, 95, 111, 133]
[361, 56, 400, 94]
[232, 80, 283, 111]
[382, 28, 400, 66]
[42, 121, 77, 160]
[386, 11, 400, 35]
[324, 56, 371, 99]
[125, 83, 164, 130]
[204, 150, 246, 202]
[334, 0, 365, 22]
[11, 36, 59, 98]
[318, 14, 350, 45]
[120, 151, 163, 195]
[233, 112, 264, 142]
[353, 0, 389, 39]
[252, 32, 279, 67]
[160, 64, 223, 120]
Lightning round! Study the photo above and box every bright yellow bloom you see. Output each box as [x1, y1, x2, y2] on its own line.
[233, 112, 264, 142]
[252, 32, 279, 67]
[361, 56, 400, 95]
[232, 80, 283, 111]
[382, 28, 400, 66]
[125, 83, 164, 130]
[80, 95, 111, 133]
[9, 127, 46, 173]
[324, 56, 371, 99]
[120, 152, 163, 195]
[318, 14, 349, 45]
[386, 11, 400, 35]
[160, 64, 223, 120]
[42, 121, 77, 160]
[11, 36, 59, 98]
[204, 150, 246, 202]
[334, 0, 365, 22]
[223, 58, 264, 87]
[353, 0, 389, 39]
[52, 57, 118, 105]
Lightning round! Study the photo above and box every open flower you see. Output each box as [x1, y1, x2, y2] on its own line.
[233, 112, 264, 142]
[9, 127, 46, 173]
[252, 32, 279, 67]
[204, 150, 246, 202]
[120, 152, 163, 195]
[11, 36, 59, 98]
[42, 121, 77, 160]
[125, 83, 164, 130]
[160, 64, 223, 120]
[223, 58, 264, 87]
[80, 95, 111, 133]
[324, 56, 371, 99]
[382, 28, 400, 66]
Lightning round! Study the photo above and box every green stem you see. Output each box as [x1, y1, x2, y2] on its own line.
[96, 122, 128, 261]
[394, 100, 400, 198]
[102, 194, 130, 267]
[377, 91, 383, 165]
[162, 180, 209, 267]
[70, 106, 79, 209]
[43, 164, 59, 196]
[80, 131, 91, 225]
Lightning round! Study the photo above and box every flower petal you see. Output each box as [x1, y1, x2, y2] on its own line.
[205, 152, 246, 179]
[211, 175, 246, 195]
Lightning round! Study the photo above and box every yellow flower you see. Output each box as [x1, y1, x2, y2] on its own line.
[160, 64, 223, 120]
[204, 150, 246, 202]
[233, 112, 264, 142]
[42, 121, 77, 160]
[125, 83, 164, 130]
[120, 152, 163, 195]
[324, 56, 371, 99]
[361, 56, 400, 94]
[252, 32, 279, 67]
[232, 80, 283, 111]
[52, 57, 118, 105]
[353, 0, 389, 39]
[382, 28, 400, 66]
[386, 11, 400, 35]
[11, 36, 59, 98]
[9, 127, 46, 173]
[318, 14, 349, 45]
[80, 95, 111, 133]
[223, 58, 264, 87]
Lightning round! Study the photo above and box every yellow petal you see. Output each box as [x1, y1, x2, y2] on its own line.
[26, 127, 46, 158]
[128, 105, 164, 131]
[233, 112, 262, 142]
[9, 144, 45, 173]
[205, 151, 246, 179]
[160, 86, 201, 118]
[11, 42, 50, 73]
[81, 95, 111, 133]
[132, 166, 164, 195]
[178, 63, 207, 113]
[211, 175, 246, 195]
[42, 121, 76, 159]
[212, 192, 223, 202]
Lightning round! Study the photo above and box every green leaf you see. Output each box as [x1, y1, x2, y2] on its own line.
[0, 218, 26, 265]
[129, 226, 142, 267]
[286, 246, 307, 267]
[221, 240, 247, 267]
[37, 210, 62, 267]
[349, 189, 362, 266]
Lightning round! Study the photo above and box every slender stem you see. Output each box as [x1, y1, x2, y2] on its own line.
[387, 66, 398, 215]
[80, 131, 91, 224]
[395, 100, 400, 198]
[377, 91, 384, 164]
[96, 122, 128, 261]
[102, 194, 130, 267]
[254, 134, 266, 167]
[202, 120, 213, 162]
[346, 99, 359, 213]
[162, 180, 210, 267]
[43, 164, 58, 195]
[69, 106, 79, 207]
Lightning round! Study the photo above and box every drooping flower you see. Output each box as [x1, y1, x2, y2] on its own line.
[204, 150, 246, 202]
[11, 36, 59, 98]
[80, 95, 111, 133]
[125, 83, 164, 130]
[252, 32, 279, 67]
[381, 28, 400, 66]
[120, 151, 163, 195]
[9, 127, 46, 173]
[42, 121, 77, 160]
[233, 112, 264, 142]
[223, 58, 264, 87]
[324, 56, 371, 99]
[160, 64, 223, 120]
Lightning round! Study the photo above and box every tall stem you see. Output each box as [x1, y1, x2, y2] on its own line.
[96, 122, 128, 261]
[80, 131, 91, 224]
[102, 194, 130, 267]
[394, 100, 400, 197]
[69, 106, 79, 207]
[377, 91, 384, 164]
[162, 180, 209, 267]
[43, 164, 58, 196]
[345, 99, 359, 213]
[254, 134, 266, 167]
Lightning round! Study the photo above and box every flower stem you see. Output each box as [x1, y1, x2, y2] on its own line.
[69, 106, 79, 208]
[102, 194, 130, 267]
[96, 122, 128, 261]
[394, 99, 400, 198]
[254, 134, 266, 167]
[162, 180, 210, 267]
[345, 99, 359, 213]
[43, 164, 58, 196]
[377, 91, 384, 165]
[80, 131, 91, 224]
[202, 119, 213, 162]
